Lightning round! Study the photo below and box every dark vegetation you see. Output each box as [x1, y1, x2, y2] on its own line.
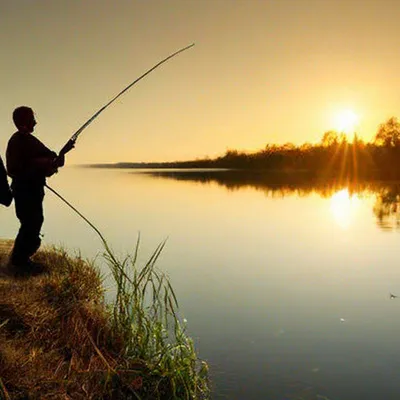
[87, 117, 400, 180]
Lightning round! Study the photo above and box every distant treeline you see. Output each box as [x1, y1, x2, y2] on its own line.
[88, 117, 400, 179]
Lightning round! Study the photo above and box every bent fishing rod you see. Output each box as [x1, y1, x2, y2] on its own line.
[59, 42, 195, 155]
[47, 44, 194, 263]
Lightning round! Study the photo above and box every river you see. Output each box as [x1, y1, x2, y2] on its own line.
[2, 167, 400, 400]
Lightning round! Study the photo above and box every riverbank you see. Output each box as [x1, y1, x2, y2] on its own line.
[0, 240, 209, 399]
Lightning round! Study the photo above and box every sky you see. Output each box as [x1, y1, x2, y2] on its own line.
[1, 0, 400, 163]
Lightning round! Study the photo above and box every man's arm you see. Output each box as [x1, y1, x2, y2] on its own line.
[31, 138, 75, 177]
[31, 153, 58, 177]
[53, 139, 75, 168]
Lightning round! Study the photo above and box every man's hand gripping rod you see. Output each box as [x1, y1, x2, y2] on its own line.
[59, 43, 195, 156]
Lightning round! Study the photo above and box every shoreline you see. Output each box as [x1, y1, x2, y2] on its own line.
[0, 240, 210, 399]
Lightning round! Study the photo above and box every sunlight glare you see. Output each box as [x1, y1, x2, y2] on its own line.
[330, 189, 359, 229]
[334, 109, 359, 136]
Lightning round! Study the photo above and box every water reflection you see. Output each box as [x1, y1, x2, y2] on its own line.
[372, 185, 400, 231]
[330, 189, 360, 229]
[138, 169, 400, 232]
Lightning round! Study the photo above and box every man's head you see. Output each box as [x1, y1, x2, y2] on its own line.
[13, 106, 36, 133]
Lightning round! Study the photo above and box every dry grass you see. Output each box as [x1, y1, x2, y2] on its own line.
[0, 246, 173, 399]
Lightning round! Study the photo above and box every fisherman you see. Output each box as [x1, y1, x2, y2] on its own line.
[6, 106, 74, 275]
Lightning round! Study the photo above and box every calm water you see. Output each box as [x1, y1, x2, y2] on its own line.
[2, 167, 400, 400]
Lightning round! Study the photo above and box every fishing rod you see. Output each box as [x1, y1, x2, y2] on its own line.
[59, 43, 195, 155]
[46, 44, 195, 263]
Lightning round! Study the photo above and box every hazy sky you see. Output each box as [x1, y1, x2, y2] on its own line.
[1, 0, 400, 163]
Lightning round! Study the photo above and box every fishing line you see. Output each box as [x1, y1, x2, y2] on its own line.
[45, 183, 134, 284]
[45, 184, 107, 246]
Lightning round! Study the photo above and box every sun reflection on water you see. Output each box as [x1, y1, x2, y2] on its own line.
[330, 188, 360, 229]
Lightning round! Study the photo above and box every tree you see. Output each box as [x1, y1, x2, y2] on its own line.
[374, 117, 400, 147]
[321, 130, 339, 147]
[300, 142, 312, 151]
[282, 142, 295, 151]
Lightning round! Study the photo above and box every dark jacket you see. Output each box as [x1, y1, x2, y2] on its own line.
[6, 131, 57, 188]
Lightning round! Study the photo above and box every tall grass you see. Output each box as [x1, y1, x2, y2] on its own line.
[45, 184, 210, 399]
[102, 235, 210, 399]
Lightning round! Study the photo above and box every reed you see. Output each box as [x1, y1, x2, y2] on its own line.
[102, 235, 210, 399]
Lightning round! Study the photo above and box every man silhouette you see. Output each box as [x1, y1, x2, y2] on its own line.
[6, 106, 74, 275]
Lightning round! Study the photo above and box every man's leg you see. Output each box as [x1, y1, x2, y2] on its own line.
[11, 188, 44, 267]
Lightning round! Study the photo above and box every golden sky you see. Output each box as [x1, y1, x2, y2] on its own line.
[1, 0, 400, 163]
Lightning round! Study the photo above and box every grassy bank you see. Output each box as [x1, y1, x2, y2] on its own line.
[0, 241, 209, 399]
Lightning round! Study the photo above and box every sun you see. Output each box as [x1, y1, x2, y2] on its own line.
[334, 109, 359, 135]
